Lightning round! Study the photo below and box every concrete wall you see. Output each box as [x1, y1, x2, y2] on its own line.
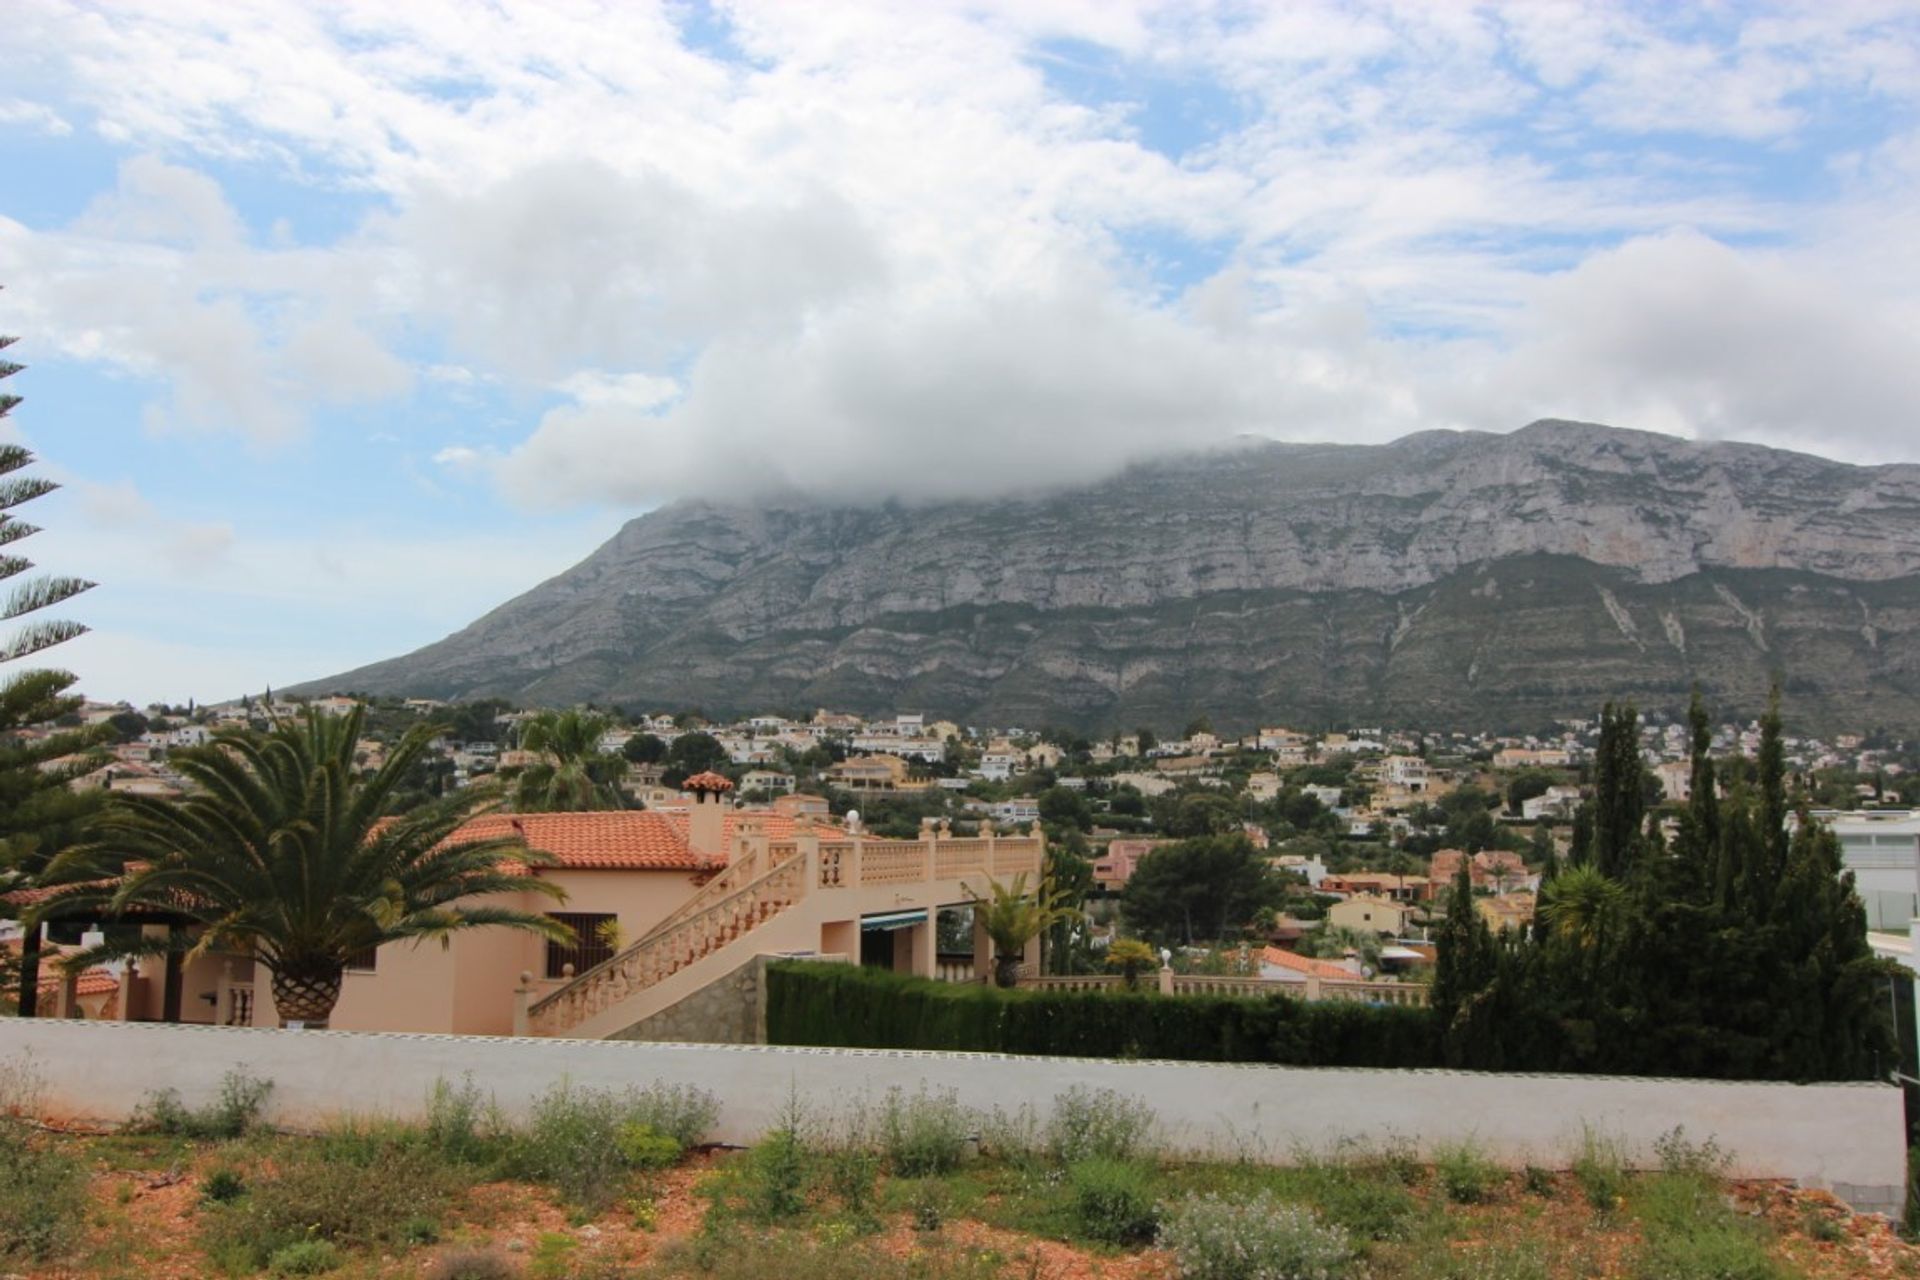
[0, 1019, 1904, 1213]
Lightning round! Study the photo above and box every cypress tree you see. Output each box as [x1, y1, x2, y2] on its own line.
[1590, 703, 1645, 879]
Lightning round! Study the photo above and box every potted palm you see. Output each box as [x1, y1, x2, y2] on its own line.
[970, 871, 1074, 988]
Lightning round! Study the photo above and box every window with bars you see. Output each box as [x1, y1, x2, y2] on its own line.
[545, 913, 617, 980]
[344, 945, 378, 972]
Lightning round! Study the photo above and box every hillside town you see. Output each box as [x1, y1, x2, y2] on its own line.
[11, 692, 1916, 1028]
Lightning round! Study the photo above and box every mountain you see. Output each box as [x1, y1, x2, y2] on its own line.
[294, 421, 1920, 732]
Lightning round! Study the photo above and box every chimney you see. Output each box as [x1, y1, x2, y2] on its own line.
[683, 771, 734, 858]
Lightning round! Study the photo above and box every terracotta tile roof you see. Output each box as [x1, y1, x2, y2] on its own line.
[38, 967, 119, 998]
[451, 809, 815, 872]
[1260, 946, 1362, 981]
[683, 770, 734, 792]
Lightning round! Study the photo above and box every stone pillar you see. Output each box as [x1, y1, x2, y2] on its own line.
[1157, 964, 1175, 996]
[51, 967, 76, 1019]
[1022, 927, 1042, 978]
[912, 910, 937, 979]
[971, 906, 993, 983]
[511, 971, 534, 1037]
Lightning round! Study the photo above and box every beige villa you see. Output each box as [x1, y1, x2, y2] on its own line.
[12, 775, 1046, 1042]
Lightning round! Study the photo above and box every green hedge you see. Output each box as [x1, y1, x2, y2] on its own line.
[765, 962, 1439, 1068]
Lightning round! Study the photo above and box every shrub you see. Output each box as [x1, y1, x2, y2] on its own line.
[1161, 1192, 1357, 1280]
[1433, 1140, 1501, 1204]
[1046, 1086, 1156, 1165]
[617, 1122, 682, 1170]
[201, 1167, 248, 1204]
[0, 1116, 89, 1261]
[766, 961, 1438, 1068]
[1069, 1157, 1160, 1245]
[880, 1086, 972, 1176]
[1521, 1164, 1554, 1196]
[268, 1238, 342, 1276]
[427, 1249, 523, 1280]
[1571, 1128, 1628, 1215]
[507, 1081, 713, 1210]
[134, 1066, 273, 1139]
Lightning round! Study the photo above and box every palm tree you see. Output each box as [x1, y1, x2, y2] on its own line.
[1537, 863, 1624, 950]
[513, 708, 628, 812]
[43, 705, 570, 1028]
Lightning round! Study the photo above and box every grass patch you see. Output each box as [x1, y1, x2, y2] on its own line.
[0, 1115, 90, 1262]
[505, 1080, 717, 1212]
[199, 1138, 462, 1271]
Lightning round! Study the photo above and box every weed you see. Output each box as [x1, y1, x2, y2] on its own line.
[1628, 1170, 1787, 1280]
[1161, 1192, 1358, 1280]
[506, 1080, 711, 1211]
[1802, 1210, 1845, 1244]
[741, 1094, 813, 1223]
[1433, 1140, 1501, 1205]
[267, 1238, 342, 1276]
[201, 1167, 248, 1204]
[1652, 1126, 1731, 1179]
[1283, 1153, 1418, 1243]
[1570, 1128, 1628, 1216]
[821, 1146, 882, 1229]
[1521, 1164, 1554, 1197]
[909, 1179, 948, 1233]
[134, 1067, 273, 1140]
[1068, 1157, 1160, 1245]
[0, 1115, 90, 1261]
[881, 1086, 974, 1177]
[425, 1076, 508, 1165]
[1046, 1086, 1156, 1166]
[427, 1249, 523, 1280]
[651, 1232, 1008, 1280]
[529, 1232, 577, 1280]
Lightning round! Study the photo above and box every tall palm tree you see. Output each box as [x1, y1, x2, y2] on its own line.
[43, 705, 569, 1027]
[513, 708, 628, 811]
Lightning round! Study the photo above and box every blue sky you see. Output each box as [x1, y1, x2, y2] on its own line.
[2, 0, 1918, 705]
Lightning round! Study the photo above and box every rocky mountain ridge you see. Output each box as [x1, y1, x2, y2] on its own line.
[295, 421, 1920, 731]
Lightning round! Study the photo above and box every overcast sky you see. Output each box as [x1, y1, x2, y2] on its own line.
[3, 0, 1919, 705]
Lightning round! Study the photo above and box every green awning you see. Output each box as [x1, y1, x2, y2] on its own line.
[860, 909, 929, 932]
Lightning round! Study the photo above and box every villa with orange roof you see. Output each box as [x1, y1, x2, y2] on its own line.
[11, 774, 1047, 1042]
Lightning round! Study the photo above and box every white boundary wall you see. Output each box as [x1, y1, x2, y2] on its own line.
[2, 1020, 1905, 1213]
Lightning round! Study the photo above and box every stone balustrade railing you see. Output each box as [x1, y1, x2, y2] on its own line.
[528, 854, 810, 1036]
[527, 827, 1044, 1036]
[1015, 972, 1430, 1007]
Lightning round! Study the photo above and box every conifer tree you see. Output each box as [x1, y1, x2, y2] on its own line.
[0, 299, 105, 1015]
[1589, 702, 1645, 879]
